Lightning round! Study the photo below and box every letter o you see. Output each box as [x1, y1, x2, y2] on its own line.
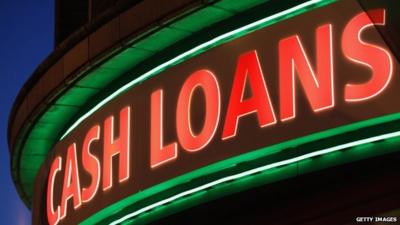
[176, 69, 220, 152]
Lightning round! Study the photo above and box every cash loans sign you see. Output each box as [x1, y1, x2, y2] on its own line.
[42, 3, 399, 225]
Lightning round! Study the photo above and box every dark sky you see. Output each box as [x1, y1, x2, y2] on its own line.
[0, 1, 53, 224]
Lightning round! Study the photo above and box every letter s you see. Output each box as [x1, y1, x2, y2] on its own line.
[342, 9, 393, 102]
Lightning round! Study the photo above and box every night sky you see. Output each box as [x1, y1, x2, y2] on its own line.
[0, 1, 53, 224]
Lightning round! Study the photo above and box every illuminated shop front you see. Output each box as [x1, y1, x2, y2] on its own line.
[8, 0, 400, 224]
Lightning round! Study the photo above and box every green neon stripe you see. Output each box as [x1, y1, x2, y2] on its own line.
[111, 130, 400, 225]
[79, 113, 400, 225]
[60, 0, 336, 140]
[119, 135, 400, 225]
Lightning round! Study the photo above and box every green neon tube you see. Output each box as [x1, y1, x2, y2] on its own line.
[109, 130, 400, 224]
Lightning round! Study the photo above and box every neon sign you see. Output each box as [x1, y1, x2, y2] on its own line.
[41, 5, 399, 225]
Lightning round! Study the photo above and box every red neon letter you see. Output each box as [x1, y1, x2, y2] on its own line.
[60, 144, 82, 219]
[47, 156, 62, 225]
[150, 90, 178, 168]
[222, 50, 276, 140]
[279, 24, 334, 121]
[103, 106, 131, 190]
[81, 125, 101, 203]
[342, 9, 392, 102]
[177, 70, 221, 151]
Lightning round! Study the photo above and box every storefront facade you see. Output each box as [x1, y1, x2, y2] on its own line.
[8, 0, 400, 224]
